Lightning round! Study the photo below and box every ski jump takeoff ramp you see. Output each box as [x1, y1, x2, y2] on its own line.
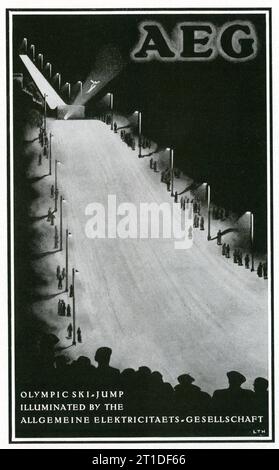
[19, 55, 85, 119]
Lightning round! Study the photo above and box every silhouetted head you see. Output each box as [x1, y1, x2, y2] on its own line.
[177, 374, 195, 385]
[76, 356, 91, 368]
[227, 371, 246, 388]
[94, 347, 112, 367]
[137, 366, 152, 377]
[121, 368, 135, 385]
[121, 368, 135, 378]
[254, 377, 268, 393]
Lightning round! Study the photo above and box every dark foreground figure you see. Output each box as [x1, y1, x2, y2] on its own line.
[15, 334, 269, 439]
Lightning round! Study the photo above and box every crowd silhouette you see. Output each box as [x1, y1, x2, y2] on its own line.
[17, 333, 269, 438]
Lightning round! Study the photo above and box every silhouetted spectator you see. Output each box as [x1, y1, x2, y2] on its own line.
[70, 356, 96, 386]
[212, 371, 253, 415]
[174, 191, 178, 203]
[174, 374, 211, 413]
[54, 226, 59, 249]
[222, 243, 227, 256]
[263, 262, 268, 279]
[153, 161, 157, 172]
[77, 327, 82, 343]
[47, 208, 52, 222]
[226, 244, 230, 258]
[94, 347, 120, 385]
[257, 262, 263, 278]
[217, 230, 222, 245]
[56, 265, 61, 279]
[245, 254, 250, 269]
[58, 274, 63, 289]
[150, 158, 153, 169]
[66, 304, 71, 317]
[238, 251, 243, 266]
[67, 323, 73, 338]
[149, 371, 174, 412]
[57, 299, 62, 315]
[121, 368, 136, 390]
[253, 377, 268, 417]
[69, 284, 74, 297]
[200, 216, 204, 230]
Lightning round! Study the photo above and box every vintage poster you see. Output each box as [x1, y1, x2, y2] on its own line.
[5, 3, 275, 445]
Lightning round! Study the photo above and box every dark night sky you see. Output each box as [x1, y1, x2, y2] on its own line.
[13, 12, 268, 251]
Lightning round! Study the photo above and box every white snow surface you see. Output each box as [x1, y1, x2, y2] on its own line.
[27, 119, 269, 394]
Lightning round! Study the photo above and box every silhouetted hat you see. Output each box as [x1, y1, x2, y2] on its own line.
[177, 374, 195, 384]
[227, 371, 246, 384]
[95, 347, 112, 362]
[254, 377, 268, 390]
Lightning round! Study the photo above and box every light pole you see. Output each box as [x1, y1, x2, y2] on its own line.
[22, 38, 28, 54]
[168, 148, 174, 197]
[38, 53, 43, 70]
[207, 183, 211, 240]
[77, 80, 83, 96]
[49, 133, 53, 175]
[65, 82, 71, 101]
[65, 229, 71, 292]
[60, 196, 66, 251]
[72, 268, 79, 346]
[46, 62, 52, 79]
[249, 211, 255, 272]
[43, 94, 47, 132]
[135, 111, 142, 158]
[30, 44, 35, 62]
[55, 73, 61, 90]
[108, 93, 114, 130]
[54, 159, 60, 212]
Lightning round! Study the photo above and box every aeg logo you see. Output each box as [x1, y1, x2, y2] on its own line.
[131, 21, 258, 62]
